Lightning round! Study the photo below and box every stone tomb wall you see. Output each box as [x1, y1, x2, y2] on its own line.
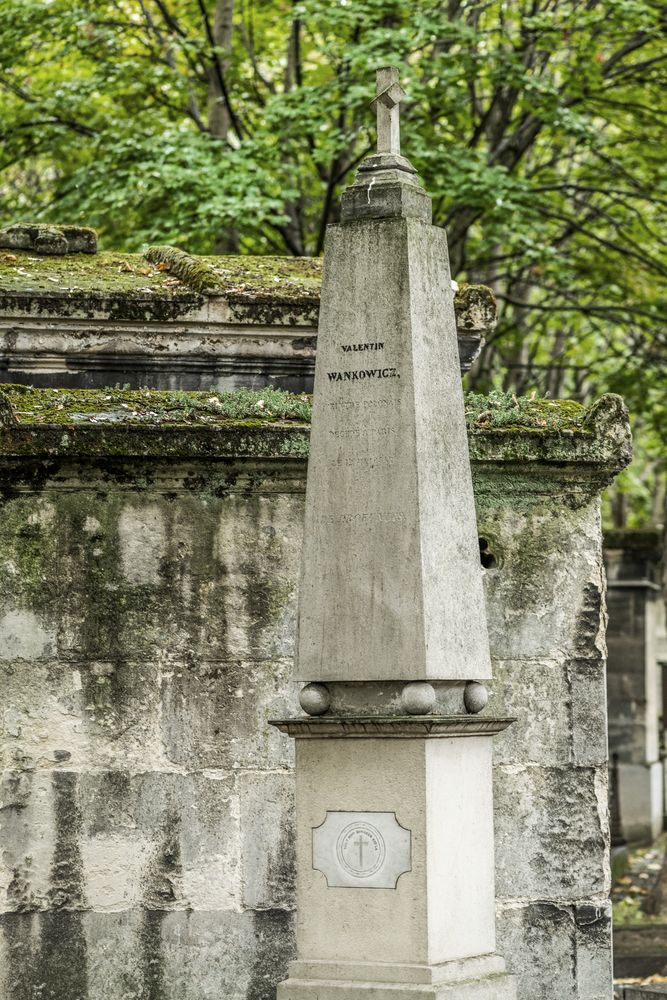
[0, 396, 630, 1000]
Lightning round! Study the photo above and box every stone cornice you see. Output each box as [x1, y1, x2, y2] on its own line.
[269, 715, 515, 739]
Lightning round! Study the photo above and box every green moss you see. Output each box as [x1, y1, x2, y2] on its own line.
[144, 245, 222, 294]
[465, 390, 585, 433]
[0, 384, 312, 427]
[0, 384, 586, 434]
[0, 386, 629, 480]
[0, 247, 322, 302]
[202, 252, 321, 303]
[0, 250, 187, 295]
[144, 245, 322, 303]
[0, 497, 58, 608]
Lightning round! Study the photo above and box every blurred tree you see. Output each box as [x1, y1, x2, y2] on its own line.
[0, 0, 665, 521]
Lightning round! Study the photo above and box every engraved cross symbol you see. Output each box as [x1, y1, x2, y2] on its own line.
[354, 833, 369, 867]
[370, 66, 405, 156]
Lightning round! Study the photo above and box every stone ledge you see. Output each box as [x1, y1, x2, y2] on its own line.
[287, 955, 507, 986]
[268, 716, 515, 739]
[0, 423, 311, 461]
[0, 389, 631, 505]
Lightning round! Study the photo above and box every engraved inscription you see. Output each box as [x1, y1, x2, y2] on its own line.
[320, 512, 406, 525]
[312, 811, 411, 889]
[327, 426, 395, 439]
[341, 342, 384, 352]
[327, 368, 400, 382]
[325, 398, 394, 412]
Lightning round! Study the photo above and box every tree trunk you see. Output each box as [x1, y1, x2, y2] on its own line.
[207, 0, 234, 141]
[206, 0, 239, 252]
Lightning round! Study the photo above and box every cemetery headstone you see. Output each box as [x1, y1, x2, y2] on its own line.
[271, 67, 516, 1000]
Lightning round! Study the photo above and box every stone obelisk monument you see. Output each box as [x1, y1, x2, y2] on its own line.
[272, 67, 516, 1000]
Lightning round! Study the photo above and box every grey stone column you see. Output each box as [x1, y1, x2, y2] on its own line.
[605, 529, 666, 844]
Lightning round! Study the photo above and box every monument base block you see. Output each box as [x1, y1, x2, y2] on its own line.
[279, 954, 516, 999]
[279, 978, 515, 1000]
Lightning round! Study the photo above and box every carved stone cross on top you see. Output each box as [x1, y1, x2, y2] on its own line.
[370, 67, 405, 156]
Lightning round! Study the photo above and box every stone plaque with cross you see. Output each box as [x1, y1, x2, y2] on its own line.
[312, 811, 411, 889]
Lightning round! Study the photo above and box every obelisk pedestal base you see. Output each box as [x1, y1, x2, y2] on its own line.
[279, 955, 516, 1000]
[269, 718, 516, 1000]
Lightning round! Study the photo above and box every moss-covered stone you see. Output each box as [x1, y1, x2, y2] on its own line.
[0, 384, 593, 435]
[144, 246, 222, 294]
[604, 528, 663, 552]
[0, 385, 311, 427]
[0, 249, 322, 302]
[465, 390, 584, 433]
[0, 246, 485, 314]
[0, 223, 97, 256]
[145, 245, 322, 304]
[452, 284, 497, 331]
[0, 373, 629, 1000]
[0, 250, 197, 296]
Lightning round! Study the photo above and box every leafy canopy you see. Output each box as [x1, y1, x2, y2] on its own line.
[0, 0, 665, 523]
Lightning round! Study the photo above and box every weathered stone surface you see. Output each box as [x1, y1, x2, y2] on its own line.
[161, 658, 297, 770]
[239, 772, 295, 911]
[0, 769, 242, 914]
[496, 901, 612, 1000]
[0, 909, 294, 1000]
[489, 660, 572, 766]
[480, 505, 606, 661]
[298, 218, 489, 682]
[494, 764, 609, 899]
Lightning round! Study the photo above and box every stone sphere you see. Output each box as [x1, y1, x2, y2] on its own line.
[299, 683, 331, 716]
[464, 681, 489, 715]
[401, 682, 436, 716]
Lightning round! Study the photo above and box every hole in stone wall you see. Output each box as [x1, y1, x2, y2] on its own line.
[478, 537, 498, 569]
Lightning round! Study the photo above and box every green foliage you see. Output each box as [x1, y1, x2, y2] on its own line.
[0, 0, 665, 522]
